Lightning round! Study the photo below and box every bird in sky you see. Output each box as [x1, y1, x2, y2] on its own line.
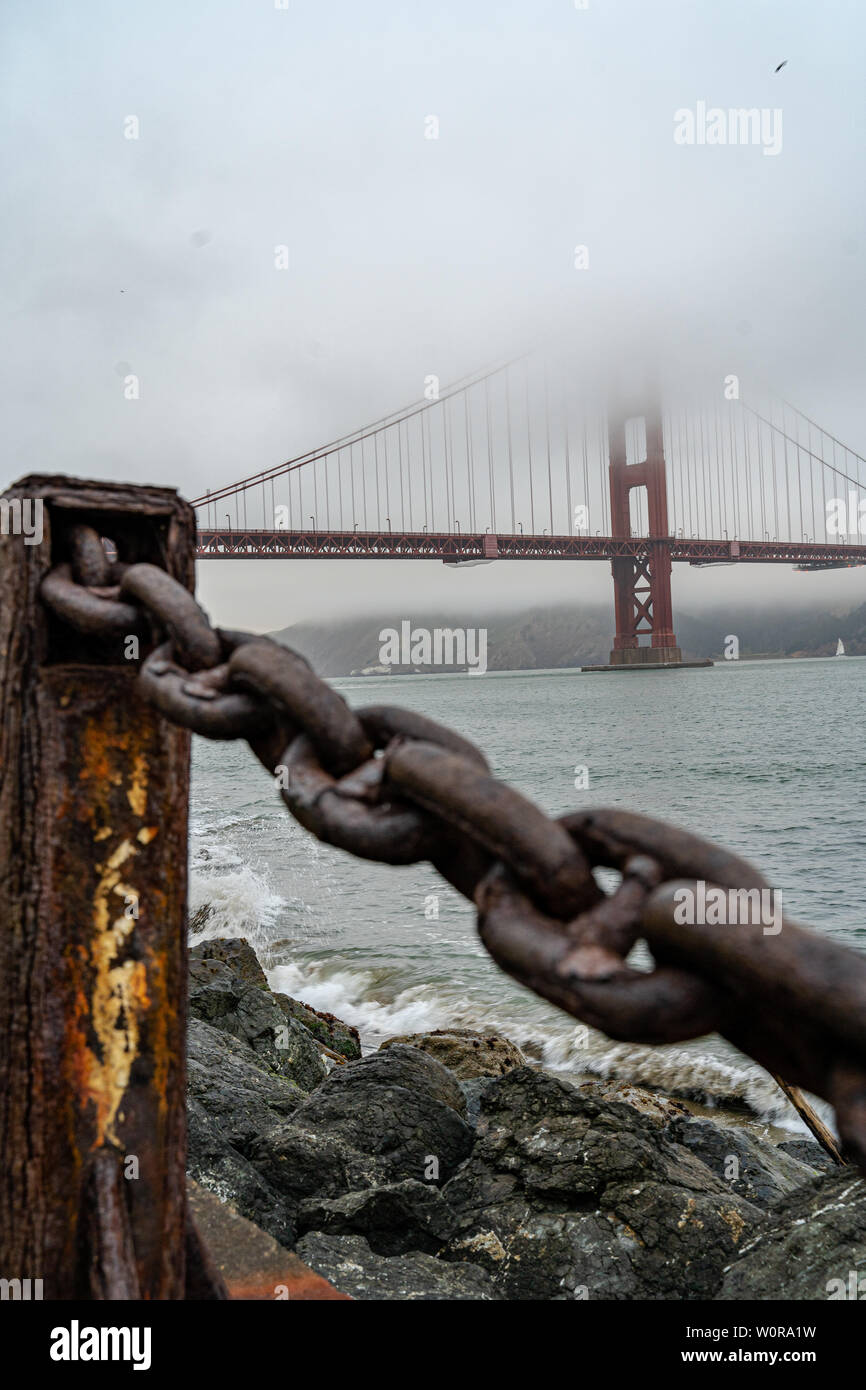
[774, 60, 788, 73]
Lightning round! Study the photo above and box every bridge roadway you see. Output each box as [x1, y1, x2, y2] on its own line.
[196, 528, 866, 571]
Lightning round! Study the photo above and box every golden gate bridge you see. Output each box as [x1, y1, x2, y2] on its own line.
[191, 357, 866, 670]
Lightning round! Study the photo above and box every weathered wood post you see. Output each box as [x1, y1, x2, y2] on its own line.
[0, 474, 213, 1298]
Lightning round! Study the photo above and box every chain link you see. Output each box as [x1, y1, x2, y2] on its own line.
[39, 548, 866, 1169]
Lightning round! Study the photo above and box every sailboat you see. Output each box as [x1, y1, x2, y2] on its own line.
[836, 638, 846, 657]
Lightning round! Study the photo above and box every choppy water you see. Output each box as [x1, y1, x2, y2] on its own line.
[189, 654, 866, 1137]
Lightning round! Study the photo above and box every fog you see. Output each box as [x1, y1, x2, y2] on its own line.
[2, 0, 864, 628]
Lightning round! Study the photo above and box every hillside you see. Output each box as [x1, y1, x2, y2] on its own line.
[269, 599, 866, 676]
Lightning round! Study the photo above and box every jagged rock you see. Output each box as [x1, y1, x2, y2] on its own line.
[295, 1233, 500, 1300]
[717, 1171, 866, 1300]
[665, 1115, 821, 1209]
[190, 936, 269, 989]
[297, 1179, 456, 1255]
[186, 1019, 305, 1247]
[187, 1096, 296, 1249]
[248, 1046, 473, 1204]
[776, 1139, 837, 1174]
[274, 992, 361, 1060]
[379, 1028, 526, 1079]
[189, 955, 326, 1091]
[188, 1017, 305, 1148]
[439, 1069, 763, 1299]
[576, 1079, 691, 1126]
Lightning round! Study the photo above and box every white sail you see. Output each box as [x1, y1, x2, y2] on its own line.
[836, 638, 845, 657]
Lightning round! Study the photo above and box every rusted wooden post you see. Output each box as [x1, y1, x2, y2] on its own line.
[0, 475, 215, 1298]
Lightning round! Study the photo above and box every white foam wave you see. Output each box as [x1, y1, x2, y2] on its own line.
[189, 860, 287, 955]
[266, 955, 828, 1134]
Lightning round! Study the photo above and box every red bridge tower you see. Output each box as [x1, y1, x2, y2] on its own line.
[584, 403, 710, 672]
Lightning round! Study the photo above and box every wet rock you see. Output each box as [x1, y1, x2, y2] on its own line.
[776, 1138, 838, 1174]
[439, 1069, 763, 1299]
[187, 1101, 296, 1249]
[248, 1045, 473, 1203]
[186, 1019, 304, 1246]
[297, 1179, 456, 1255]
[190, 936, 269, 989]
[576, 1079, 691, 1127]
[188, 1017, 305, 1149]
[295, 1233, 500, 1300]
[717, 1171, 866, 1300]
[274, 992, 361, 1060]
[379, 1028, 526, 1079]
[189, 955, 326, 1091]
[665, 1115, 821, 1209]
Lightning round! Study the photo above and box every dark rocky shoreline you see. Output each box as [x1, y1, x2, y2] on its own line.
[187, 936, 865, 1300]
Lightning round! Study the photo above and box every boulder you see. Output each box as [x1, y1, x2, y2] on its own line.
[248, 1045, 474, 1205]
[380, 1028, 526, 1079]
[190, 936, 269, 989]
[186, 1019, 303, 1247]
[189, 955, 327, 1092]
[439, 1069, 764, 1300]
[664, 1114, 821, 1209]
[717, 1171, 866, 1300]
[776, 1138, 837, 1174]
[297, 1179, 456, 1255]
[274, 992, 361, 1060]
[295, 1233, 500, 1300]
[188, 1017, 305, 1150]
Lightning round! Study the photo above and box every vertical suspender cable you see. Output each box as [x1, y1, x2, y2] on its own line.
[506, 368, 516, 533]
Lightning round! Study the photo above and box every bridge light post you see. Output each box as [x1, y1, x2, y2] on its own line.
[518, 522, 523, 534]
[225, 513, 231, 532]
[353, 522, 358, 533]
[310, 515, 316, 531]
[386, 517, 391, 531]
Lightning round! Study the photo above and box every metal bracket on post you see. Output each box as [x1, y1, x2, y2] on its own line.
[0, 474, 225, 1299]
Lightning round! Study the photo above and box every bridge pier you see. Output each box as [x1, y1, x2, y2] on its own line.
[583, 404, 711, 673]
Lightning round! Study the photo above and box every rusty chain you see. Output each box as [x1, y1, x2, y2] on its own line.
[40, 526, 866, 1170]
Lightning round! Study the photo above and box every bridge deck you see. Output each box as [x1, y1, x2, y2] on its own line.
[195, 529, 866, 569]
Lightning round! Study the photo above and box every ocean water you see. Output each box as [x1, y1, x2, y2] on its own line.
[189, 654, 866, 1136]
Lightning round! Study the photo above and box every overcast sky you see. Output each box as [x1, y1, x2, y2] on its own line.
[2, 0, 865, 628]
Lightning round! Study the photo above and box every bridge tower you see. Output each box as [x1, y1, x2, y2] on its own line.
[585, 402, 710, 672]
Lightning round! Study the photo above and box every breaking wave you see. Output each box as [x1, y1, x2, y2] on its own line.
[266, 954, 827, 1136]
